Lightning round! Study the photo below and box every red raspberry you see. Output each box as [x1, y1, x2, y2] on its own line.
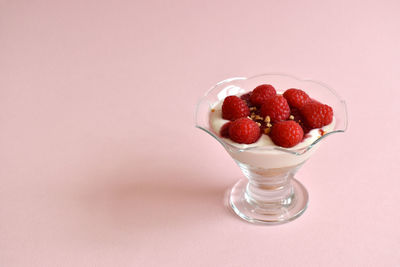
[290, 107, 311, 134]
[289, 107, 302, 122]
[222, 96, 250, 121]
[240, 92, 252, 107]
[283, 88, 310, 109]
[250, 84, 276, 106]
[300, 102, 333, 129]
[229, 118, 260, 144]
[259, 95, 290, 122]
[309, 98, 321, 104]
[270, 121, 304, 148]
[220, 122, 232, 138]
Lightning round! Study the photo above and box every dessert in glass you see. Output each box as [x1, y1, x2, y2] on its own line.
[195, 73, 347, 225]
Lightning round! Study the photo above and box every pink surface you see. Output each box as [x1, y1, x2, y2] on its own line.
[1, 0, 400, 266]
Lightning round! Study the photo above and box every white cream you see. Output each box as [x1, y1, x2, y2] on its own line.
[210, 99, 336, 169]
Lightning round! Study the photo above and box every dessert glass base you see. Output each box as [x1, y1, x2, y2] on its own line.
[195, 73, 347, 225]
[230, 178, 308, 224]
[229, 162, 308, 224]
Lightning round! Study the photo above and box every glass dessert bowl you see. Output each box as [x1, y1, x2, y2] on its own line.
[195, 73, 348, 225]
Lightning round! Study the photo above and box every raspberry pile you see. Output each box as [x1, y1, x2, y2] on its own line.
[219, 85, 333, 147]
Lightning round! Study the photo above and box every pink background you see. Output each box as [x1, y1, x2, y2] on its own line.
[1, 0, 400, 266]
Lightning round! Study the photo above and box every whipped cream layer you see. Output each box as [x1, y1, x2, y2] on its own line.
[210, 98, 336, 169]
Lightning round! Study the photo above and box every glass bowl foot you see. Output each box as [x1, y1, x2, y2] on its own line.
[229, 178, 308, 225]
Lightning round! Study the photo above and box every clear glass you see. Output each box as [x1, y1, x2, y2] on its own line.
[195, 73, 348, 225]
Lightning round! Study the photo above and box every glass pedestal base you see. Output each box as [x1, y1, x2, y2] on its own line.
[229, 178, 308, 225]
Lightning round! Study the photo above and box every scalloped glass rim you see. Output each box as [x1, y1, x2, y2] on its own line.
[195, 73, 348, 155]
